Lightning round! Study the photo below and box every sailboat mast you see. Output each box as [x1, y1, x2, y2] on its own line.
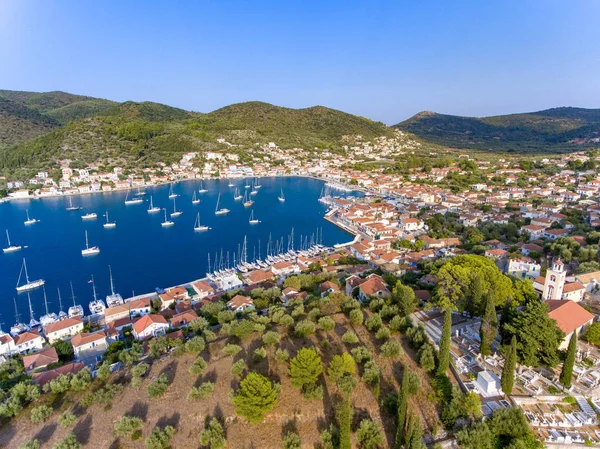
[91, 275, 97, 301]
[13, 297, 20, 323]
[6, 229, 10, 246]
[57, 288, 64, 312]
[207, 253, 211, 273]
[109, 266, 115, 295]
[27, 293, 34, 322]
[23, 258, 30, 284]
[43, 286, 49, 314]
[70, 281, 76, 307]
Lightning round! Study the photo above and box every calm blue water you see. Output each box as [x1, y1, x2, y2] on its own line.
[0, 177, 353, 325]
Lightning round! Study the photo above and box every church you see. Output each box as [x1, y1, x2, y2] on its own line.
[533, 259, 586, 302]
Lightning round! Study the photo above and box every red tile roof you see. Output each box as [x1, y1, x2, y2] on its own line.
[132, 314, 168, 335]
[23, 347, 58, 371]
[546, 300, 595, 335]
[32, 362, 84, 387]
[43, 316, 82, 335]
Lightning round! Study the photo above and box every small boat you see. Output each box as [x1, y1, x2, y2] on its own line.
[198, 181, 208, 194]
[170, 198, 183, 218]
[81, 212, 97, 220]
[192, 191, 200, 205]
[57, 288, 67, 320]
[124, 190, 143, 205]
[15, 258, 44, 292]
[10, 297, 29, 336]
[255, 177, 261, 189]
[168, 183, 179, 199]
[66, 197, 82, 211]
[250, 182, 258, 196]
[278, 188, 285, 202]
[39, 286, 58, 326]
[103, 211, 116, 228]
[249, 210, 260, 225]
[88, 276, 106, 315]
[3, 229, 22, 253]
[81, 230, 100, 256]
[105, 266, 124, 307]
[228, 180, 234, 187]
[244, 179, 251, 189]
[215, 193, 230, 215]
[24, 210, 39, 225]
[27, 293, 40, 329]
[136, 185, 146, 196]
[194, 213, 210, 231]
[161, 208, 174, 227]
[234, 187, 243, 201]
[67, 282, 83, 318]
[243, 191, 253, 207]
[147, 195, 160, 213]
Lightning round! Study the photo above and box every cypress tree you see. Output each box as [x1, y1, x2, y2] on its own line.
[479, 294, 497, 356]
[437, 308, 452, 376]
[337, 397, 352, 449]
[395, 364, 410, 449]
[407, 413, 424, 449]
[560, 331, 577, 389]
[501, 335, 517, 395]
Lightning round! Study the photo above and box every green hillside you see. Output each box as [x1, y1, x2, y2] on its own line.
[395, 107, 600, 153]
[0, 98, 59, 149]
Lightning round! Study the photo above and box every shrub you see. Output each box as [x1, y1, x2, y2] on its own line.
[45, 374, 72, 394]
[351, 346, 372, 364]
[114, 415, 144, 437]
[147, 373, 170, 398]
[327, 353, 355, 383]
[262, 331, 280, 346]
[58, 410, 77, 428]
[275, 348, 289, 362]
[253, 346, 267, 361]
[375, 327, 391, 341]
[145, 425, 175, 449]
[185, 336, 206, 354]
[289, 347, 323, 389]
[302, 382, 324, 400]
[18, 440, 40, 449]
[189, 357, 208, 375]
[231, 359, 245, 376]
[356, 419, 384, 449]
[294, 320, 316, 337]
[52, 433, 80, 449]
[222, 343, 242, 357]
[418, 343, 436, 373]
[231, 372, 280, 423]
[30, 405, 53, 423]
[341, 332, 359, 344]
[320, 424, 340, 449]
[199, 417, 226, 449]
[318, 316, 336, 332]
[80, 384, 124, 407]
[203, 329, 217, 342]
[349, 309, 364, 326]
[361, 360, 381, 386]
[132, 362, 150, 378]
[188, 382, 215, 400]
[365, 314, 383, 331]
[380, 340, 402, 358]
[389, 315, 403, 332]
[283, 431, 301, 449]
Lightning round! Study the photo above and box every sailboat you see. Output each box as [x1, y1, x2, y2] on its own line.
[39, 286, 58, 326]
[24, 210, 39, 225]
[249, 210, 260, 224]
[243, 191, 253, 207]
[124, 190, 143, 205]
[250, 181, 258, 196]
[57, 288, 67, 320]
[192, 190, 200, 204]
[105, 265, 124, 307]
[244, 179, 251, 189]
[215, 193, 230, 215]
[198, 180, 208, 193]
[168, 183, 179, 199]
[234, 187, 243, 200]
[67, 281, 84, 318]
[170, 197, 182, 217]
[278, 188, 286, 202]
[81, 230, 100, 256]
[103, 211, 116, 228]
[81, 211, 97, 220]
[16, 258, 45, 292]
[161, 208, 174, 227]
[10, 297, 29, 336]
[194, 213, 210, 231]
[147, 195, 160, 213]
[255, 177, 262, 189]
[228, 179, 234, 187]
[88, 275, 106, 315]
[66, 197, 81, 211]
[136, 185, 146, 196]
[3, 229, 22, 253]
[26, 293, 40, 328]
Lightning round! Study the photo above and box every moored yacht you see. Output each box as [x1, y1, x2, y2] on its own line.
[15, 258, 44, 292]
[39, 286, 58, 326]
[194, 212, 210, 231]
[147, 195, 160, 213]
[81, 212, 97, 220]
[170, 198, 183, 218]
[234, 187, 242, 200]
[124, 190, 144, 205]
[24, 210, 39, 225]
[26, 293, 40, 329]
[103, 211, 116, 228]
[243, 191, 253, 207]
[57, 288, 68, 320]
[88, 275, 106, 315]
[3, 229, 22, 253]
[192, 190, 200, 204]
[168, 183, 179, 198]
[161, 208, 174, 227]
[10, 297, 29, 336]
[278, 188, 285, 202]
[68, 283, 84, 318]
[66, 197, 82, 211]
[105, 266, 124, 308]
[215, 193, 230, 215]
[81, 230, 100, 256]
[198, 180, 208, 193]
[228, 180, 234, 187]
[249, 210, 260, 224]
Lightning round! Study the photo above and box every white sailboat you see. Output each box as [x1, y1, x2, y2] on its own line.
[278, 188, 285, 202]
[81, 212, 97, 220]
[15, 258, 44, 292]
[124, 190, 143, 205]
[192, 190, 200, 204]
[10, 297, 29, 336]
[147, 195, 160, 213]
[170, 197, 182, 218]
[255, 177, 262, 189]
[228, 179, 234, 187]
[27, 292, 40, 328]
[198, 180, 208, 193]
[194, 213, 210, 231]
[3, 229, 22, 253]
[243, 191, 253, 207]
[161, 208, 174, 227]
[215, 193, 230, 215]
[39, 286, 58, 326]
[81, 230, 100, 256]
[105, 265, 124, 307]
[57, 288, 67, 320]
[88, 275, 106, 315]
[103, 211, 116, 228]
[168, 183, 179, 199]
[24, 210, 39, 225]
[244, 179, 251, 189]
[234, 187, 242, 200]
[67, 281, 84, 318]
[66, 197, 82, 211]
[250, 181, 258, 196]
[249, 210, 260, 224]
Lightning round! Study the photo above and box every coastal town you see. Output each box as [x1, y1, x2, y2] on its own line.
[2, 130, 600, 447]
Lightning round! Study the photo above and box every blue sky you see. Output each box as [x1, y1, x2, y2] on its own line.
[1, 0, 599, 123]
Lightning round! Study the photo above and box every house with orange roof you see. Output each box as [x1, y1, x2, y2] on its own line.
[226, 295, 255, 313]
[192, 280, 215, 299]
[13, 330, 45, 354]
[319, 281, 340, 297]
[32, 362, 84, 387]
[71, 331, 109, 362]
[244, 270, 275, 286]
[43, 316, 84, 344]
[132, 314, 169, 340]
[159, 286, 189, 310]
[546, 300, 595, 350]
[23, 347, 59, 373]
[169, 310, 199, 329]
[0, 333, 17, 358]
[104, 304, 131, 324]
[129, 297, 152, 317]
[358, 274, 391, 302]
[271, 261, 296, 277]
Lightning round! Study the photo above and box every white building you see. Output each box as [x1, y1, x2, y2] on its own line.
[476, 371, 502, 397]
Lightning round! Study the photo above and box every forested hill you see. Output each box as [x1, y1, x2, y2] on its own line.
[395, 107, 600, 153]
